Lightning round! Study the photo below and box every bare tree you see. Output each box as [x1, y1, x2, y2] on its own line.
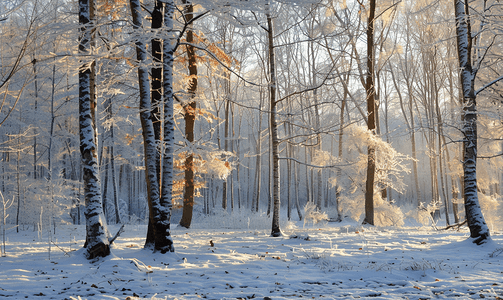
[180, 0, 198, 228]
[363, 0, 377, 225]
[452, 0, 499, 244]
[79, 0, 110, 259]
[130, 0, 174, 253]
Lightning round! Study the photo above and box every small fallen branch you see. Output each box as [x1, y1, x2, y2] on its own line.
[442, 220, 467, 230]
[109, 224, 125, 245]
[51, 241, 72, 257]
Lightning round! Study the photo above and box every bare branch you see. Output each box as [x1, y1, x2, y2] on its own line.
[475, 74, 503, 96]
[179, 42, 264, 87]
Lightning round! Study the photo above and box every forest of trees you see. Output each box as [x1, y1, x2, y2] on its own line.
[0, 0, 502, 258]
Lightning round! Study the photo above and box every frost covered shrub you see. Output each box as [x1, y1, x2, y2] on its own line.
[405, 208, 431, 226]
[336, 191, 398, 226]
[338, 193, 404, 226]
[373, 195, 404, 227]
[404, 201, 438, 226]
[338, 194, 364, 222]
[303, 202, 328, 227]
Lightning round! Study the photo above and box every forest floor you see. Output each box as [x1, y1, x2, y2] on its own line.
[0, 217, 502, 299]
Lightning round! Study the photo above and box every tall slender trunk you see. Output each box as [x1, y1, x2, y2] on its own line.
[145, 0, 164, 246]
[447, 51, 460, 223]
[253, 91, 263, 212]
[32, 58, 38, 180]
[16, 147, 21, 233]
[131, 0, 160, 249]
[230, 104, 235, 211]
[102, 150, 110, 222]
[363, 0, 376, 225]
[309, 30, 322, 209]
[453, 0, 490, 244]
[266, 6, 281, 237]
[151, 0, 163, 174]
[180, 0, 197, 228]
[158, 0, 176, 253]
[130, 0, 174, 253]
[222, 96, 230, 211]
[109, 121, 120, 224]
[435, 99, 449, 225]
[293, 158, 302, 220]
[79, 0, 110, 259]
[47, 63, 57, 234]
[409, 94, 420, 206]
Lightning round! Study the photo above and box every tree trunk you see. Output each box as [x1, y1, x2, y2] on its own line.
[32, 58, 38, 180]
[102, 149, 110, 222]
[79, 0, 110, 259]
[222, 110, 229, 211]
[130, 0, 174, 253]
[145, 0, 164, 247]
[363, 0, 376, 226]
[130, 0, 160, 249]
[266, 7, 281, 237]
[253, 96, 262, 212]
[110, 126, 120, 224]
[180, 0, 197, 228]
[453, 0, 490, 244]
[157, 0, 176, 253]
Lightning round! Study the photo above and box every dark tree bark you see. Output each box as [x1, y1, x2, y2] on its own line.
[145, 0, 164, 248]
[266, 4, 281, 237]
[79, 0, 110, 259]
[157, 0, 176, 253]
[130, 0, 174, 253]
[363, 0, 376, 226]
[180, 0, 198, 228]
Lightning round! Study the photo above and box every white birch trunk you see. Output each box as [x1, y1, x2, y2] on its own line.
[453, 0, 490, 244]
[158, 0, 176, 253]
[79, 0, 110, 259]
[129, 0, 174, 253]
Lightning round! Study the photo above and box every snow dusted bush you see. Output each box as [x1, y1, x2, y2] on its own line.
[337, 193, 404, 226]
[303, 202, 328, 227]
[337, 194, 364, 222]
[405, 201, 438, 226]
[374, 196, 405, 227]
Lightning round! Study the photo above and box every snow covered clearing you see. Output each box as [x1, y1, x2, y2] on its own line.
[0, 220, 502, 299]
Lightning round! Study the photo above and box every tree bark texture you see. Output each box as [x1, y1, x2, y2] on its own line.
[79, 0, 110, 259]
[130, 0, 174, 253]
[453, 0, 490, 244]
[145, 0, 164, 247]
[180, 0, 197, 228]
[266, 9, 281, 237]
[363, 0, 376, 226]
[157, 0, 176, 253]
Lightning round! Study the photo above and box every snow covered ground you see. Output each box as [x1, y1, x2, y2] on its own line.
[0, 218, 502, 299]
